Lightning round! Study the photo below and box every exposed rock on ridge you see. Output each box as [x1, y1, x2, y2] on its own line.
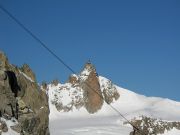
[49, 62, 120, 114]
[20, 64, 36, 82]
[124, 116, 180, 135]
[0, 51, 49, 135]
[81, 63, 103, 113]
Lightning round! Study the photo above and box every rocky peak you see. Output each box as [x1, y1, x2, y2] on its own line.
[79, 62, 97, 81]
[0, 51, 9, 70]
[20, 64, 36, 82]
[82, 70, 103, 113]
[83, 62, 96, 72]
[125, 116, 180, 135]
[50, 62, 120, 114]
[68, 62, 97, 84]
[0, 51, 49, 135]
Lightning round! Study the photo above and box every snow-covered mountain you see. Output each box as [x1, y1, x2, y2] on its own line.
[47, 63, 180, 135]
[2, 51, 179, 135]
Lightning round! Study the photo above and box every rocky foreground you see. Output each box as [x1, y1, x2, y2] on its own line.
[0, 51, 49, 135]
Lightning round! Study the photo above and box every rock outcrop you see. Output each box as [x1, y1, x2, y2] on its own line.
[0, 119, 8, 133]
[51, 79, 59, 86]
[99, 76, 120, 104]
[0, 51, 49, 135]
[49, 62, 120, 114]
[68, 75, 79, 85]
[20, 64, 36, 82]
[81, 63, 103, 113]
[124, 116, 180, 135]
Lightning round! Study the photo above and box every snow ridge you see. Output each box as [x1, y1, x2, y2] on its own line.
[48, 72, 180, 135]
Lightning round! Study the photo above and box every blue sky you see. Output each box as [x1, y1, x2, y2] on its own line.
[0, 0, 180, 101]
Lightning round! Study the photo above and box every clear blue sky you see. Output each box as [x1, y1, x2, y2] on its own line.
[0, 0, 180, 101]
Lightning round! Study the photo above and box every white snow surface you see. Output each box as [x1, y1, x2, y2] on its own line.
[48, 76, 180, 135]
[1, 118, 19, 135]
[160, 128, 180, 135]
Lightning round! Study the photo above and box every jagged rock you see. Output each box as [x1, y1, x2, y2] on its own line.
[0, 51, 49, 135]
[0, 120, 8, 132]
[10, 124, 21, 133]
[0, 51, 9, 69]
[51, 79, 59, 86]
[68, 74, 79, 85]
[17, 74, 49, 135]
[125, 116, 180, 135]
[79, 63, 103, 113]
[18, 101, 49, 134]
[20, 64, 36, 82]
[103, 89, 119, 104]
[99, 77, 120, 104]
[42, 81, 48, 90]
[20, 115, 40, 134]
[18, 98, 26, 110]
[82, 71, 103, 113]
[0, 69, 17, 119]
[0, 70, 7, 81]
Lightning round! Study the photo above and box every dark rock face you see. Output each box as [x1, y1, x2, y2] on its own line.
[125, 116, 180, 135]
[0, 51, 49, 135]
[5, 71, 21, 97]
[17, 74, 49, 135]
[82, 71, 103, 113]
[0, 70, 17, 119]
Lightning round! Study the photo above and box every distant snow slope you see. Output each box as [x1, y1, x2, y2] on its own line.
[48, 76, 180, 135]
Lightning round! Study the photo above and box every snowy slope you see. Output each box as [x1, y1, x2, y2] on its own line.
[0, 118, 19, 135]
[48, 76, 180, 135]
